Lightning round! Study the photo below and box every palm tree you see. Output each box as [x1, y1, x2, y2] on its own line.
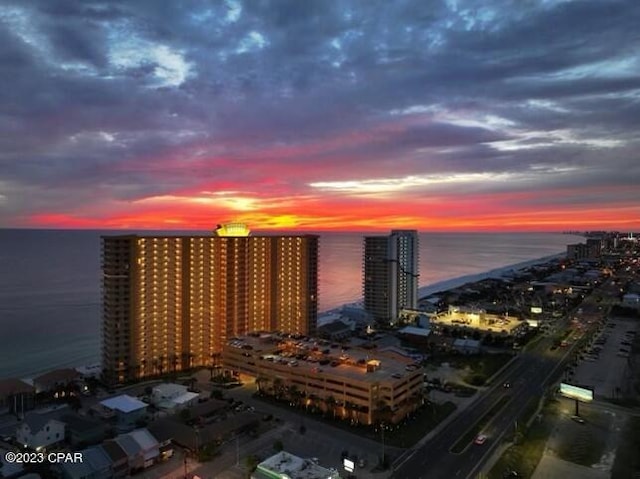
[307, 393, 318, 412]
[158, 355, 165, 376]
[374, 400, 393, 425]
[273, 378, 284, 400]
[171, 354, 179, 373]
[325, 395, 337, 419]
[288, 385, 300, 407]
[255, 375, 268, 394]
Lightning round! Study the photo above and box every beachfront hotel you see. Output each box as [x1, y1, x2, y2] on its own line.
[101, 224, 318, 384]
[363, 230, 419, 324]
[222, 334, 424, 426]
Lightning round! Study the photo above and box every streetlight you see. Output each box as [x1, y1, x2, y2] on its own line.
[380, 422, 386, 469]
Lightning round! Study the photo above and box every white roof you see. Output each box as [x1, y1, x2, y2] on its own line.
[257, 451, 338, 479]
[128, 429, 159, 458]
[173, 392, 199, 404]
[100, 395, 148, 413]
[152, 383, 188, 396]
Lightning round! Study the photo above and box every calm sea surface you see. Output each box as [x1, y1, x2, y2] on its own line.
[0, 229, 580, 379]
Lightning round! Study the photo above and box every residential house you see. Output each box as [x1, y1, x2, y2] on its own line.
[58, 445, 112, 479]
[150, 383, 199, 411]
[95, 395, 148, 432]
[16, 406, 68, 450]
[61, 413, 106, 448]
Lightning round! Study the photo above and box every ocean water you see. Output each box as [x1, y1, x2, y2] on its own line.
[0, 229, 580, 379]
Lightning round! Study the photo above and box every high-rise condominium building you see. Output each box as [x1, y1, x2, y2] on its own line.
[363, 230, 419, 324]
[101, 224, 318, 384]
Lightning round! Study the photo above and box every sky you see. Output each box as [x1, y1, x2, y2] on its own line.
[0, 0, 639, 232]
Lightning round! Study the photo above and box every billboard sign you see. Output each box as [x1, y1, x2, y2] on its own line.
[559, 383, 593, 402]
[343, 458, 354, 472]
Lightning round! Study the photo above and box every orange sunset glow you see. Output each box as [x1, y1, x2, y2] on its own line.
[1, 2, 639, 232]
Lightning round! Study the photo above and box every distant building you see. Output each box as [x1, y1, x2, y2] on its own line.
[252, 451, 340, 479]
[567, 242, 600, 260]
[33, 369, 81, 394]
[101, 224, 319, 383]
[364, 230, 419, 324]
[317, 320, 352, 341]
[398, 326, 432, 344]
[452, 338, 482, 355]
[0, 379, 35, 416]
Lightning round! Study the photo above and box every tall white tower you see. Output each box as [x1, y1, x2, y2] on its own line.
[363, 230, 419, 324]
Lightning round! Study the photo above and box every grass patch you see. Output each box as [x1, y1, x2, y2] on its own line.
[611, 416, 640, 479]
[436, 353, 513, 386]
[383, 401, 457, 448]
[450, 395, 510, 453]
[487, 400, 557, 479]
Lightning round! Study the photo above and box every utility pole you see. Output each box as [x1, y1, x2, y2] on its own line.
[381, 423, 386, 469]
[236, 433, 240, 466]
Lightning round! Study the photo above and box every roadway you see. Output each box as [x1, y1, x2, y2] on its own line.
[391, 324, 586, 479]
[392, 275, 619, 479]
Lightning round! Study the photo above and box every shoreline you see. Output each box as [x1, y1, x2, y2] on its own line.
[320, 252, 565, 318]
[6, 253, 566, 382]
[417, 252, 565, 299]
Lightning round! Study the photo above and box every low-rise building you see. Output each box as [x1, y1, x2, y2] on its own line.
[126, 429, 160, 468]
[58, 446, 112, 479]
[33, 369, 81, 394]
[317, 320, 352, 341]
[61, 413, 106, 448]
[16, 406, 68, 450]
[431, 306, 526, 337]
[252, 451, 340, 479]
[398, 325, 432, 344]
[101, 440, 129, 478]
[114, 434, 144, 472]
[0, 378, 35, 416]
[223, 334, 423, 425]
[148, 412, 259, 451]
[452, 338, 482, 355]
[150, 383, 199, 411]
[1, 446, 24, 478]
[95, 395, 148, 432]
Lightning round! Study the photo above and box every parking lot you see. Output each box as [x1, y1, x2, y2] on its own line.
[566, 318, 638, 400]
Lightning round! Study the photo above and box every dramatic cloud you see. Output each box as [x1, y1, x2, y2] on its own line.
[0, 0, 639, 231]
